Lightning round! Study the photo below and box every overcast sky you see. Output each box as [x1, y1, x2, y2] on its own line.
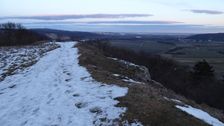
[1, 0, 224, 33]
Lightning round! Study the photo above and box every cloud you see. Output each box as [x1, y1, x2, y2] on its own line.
[0, 16, 182, 26]
[190, 9, 223, 15]
[84, 21, 182, 25]
[14, 20, 182, 25]
[0, 14, 153, 20]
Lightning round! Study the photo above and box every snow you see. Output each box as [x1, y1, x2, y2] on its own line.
[122, 78, 142, 84]
[113, 74, 120, 77]
[112, 74, 142, 84]
[0, 42, 59, 81]
[108, 57, 140, 68]
[0, 42, 128, 126]
[171, 99, 182, 104]
[109, 57, 148, 75]
[123, 120, 143, 126]
[176, 105, 224, 126]
[164, 97, 224, 126]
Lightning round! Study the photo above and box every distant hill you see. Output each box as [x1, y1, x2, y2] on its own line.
[31, 29, 104, 41]
[187, 33, 224, 41]
[31, 29, 148, 41]
[32, 29, 183, 41]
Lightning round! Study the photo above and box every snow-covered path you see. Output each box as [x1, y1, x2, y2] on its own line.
[0, 42, 128, 126]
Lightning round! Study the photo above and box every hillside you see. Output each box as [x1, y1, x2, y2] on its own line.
[77, 41, 224, 126]
[187, 33, 224, 41]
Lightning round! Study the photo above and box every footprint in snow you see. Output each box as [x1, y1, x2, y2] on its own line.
[89, 107, 103, 114]
[20, 120, 28, 126]
[57, 114, 62, 122]
[32, 108, 40, 115]
[98, 96, 106, 99]
[65, 90, 72, 94]
[66, 85, 72, 88]
[46, 98, 54, 104]
[50, 124, 59, 126]
[65, 78, 71, 82]
[9, 85, 16, 89]
[80, 76, 91, 81]
[75, 102, 88, 109]
[63, 70, 71, 76]
[72, 93, 80, 97]
[47, 93, 52, 98]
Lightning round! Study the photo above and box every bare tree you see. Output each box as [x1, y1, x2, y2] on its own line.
[0, 22, 45, 46]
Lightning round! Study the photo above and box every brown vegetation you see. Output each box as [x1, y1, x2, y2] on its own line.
[76, 41, 224, 126]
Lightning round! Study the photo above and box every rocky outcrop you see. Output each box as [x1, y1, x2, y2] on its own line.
[109, 57, 151, 83]
[134, 65, 151, 83]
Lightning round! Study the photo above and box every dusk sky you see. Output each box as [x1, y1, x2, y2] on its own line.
[1, 0, 224, 33]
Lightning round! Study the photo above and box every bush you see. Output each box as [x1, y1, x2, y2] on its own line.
[191, 60, 214, 81]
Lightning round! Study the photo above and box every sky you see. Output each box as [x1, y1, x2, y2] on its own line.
[0, 0, 224, 33]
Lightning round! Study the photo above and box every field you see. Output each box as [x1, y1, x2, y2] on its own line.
[110, 39, 224, 79]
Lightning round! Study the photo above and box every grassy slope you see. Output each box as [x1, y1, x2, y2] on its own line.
[76, 42, 222, 126]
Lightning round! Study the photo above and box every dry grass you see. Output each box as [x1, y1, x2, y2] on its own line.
[116, 84, 209, 126]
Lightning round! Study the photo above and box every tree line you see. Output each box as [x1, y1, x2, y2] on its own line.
[0, 22, 46, 46]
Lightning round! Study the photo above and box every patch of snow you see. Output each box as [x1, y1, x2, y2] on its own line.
[123, 120, 143, 126]
[109, 57, 119, 61]
[163, 96, 170, 101]
[176, 105, 224, 126]
[171, 99, 183, 104]
[164, 97, 224, 126]
[163, 97, 183, 104]
[122, 78, 142, 84]
[0, 42, 129, 126]
[0, 42, 59, 81]
[112, 74, 143, 84]
[113, 74, 120, 77]
[108, 57, 139, 67]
